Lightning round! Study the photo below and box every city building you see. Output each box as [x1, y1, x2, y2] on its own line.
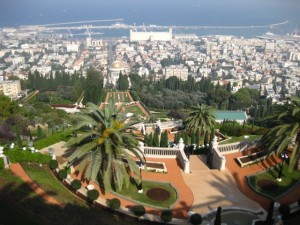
[0, 80, 21, 99]
[130, 29, 172, 42]
[164, 65, 189, 81]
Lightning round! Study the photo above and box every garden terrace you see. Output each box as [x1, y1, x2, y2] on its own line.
[236, 151, 268, 167]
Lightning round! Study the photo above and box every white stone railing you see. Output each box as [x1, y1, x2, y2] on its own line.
[138, 138, 190, 173]
[142, 146, 179, 158]
[218, 143, 241, 154]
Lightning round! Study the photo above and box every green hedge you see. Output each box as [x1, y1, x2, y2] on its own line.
[58, 169, 68, 180]
[70, 179, 82, 190]
[4, 149, 51, 164]
[87, 189, 99, 202]
[132, 205, 146, 217]
[48, 159, 58, 170]
[109, 198, 121, 210]
[161, 210, 173, 223]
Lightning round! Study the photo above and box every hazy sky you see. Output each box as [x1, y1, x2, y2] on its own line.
[1, 0, 299, 27]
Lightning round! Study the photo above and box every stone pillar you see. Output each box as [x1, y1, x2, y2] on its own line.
[184, 159, 190, 173]
[139, 141, 145, 154]
[178, 138, 184, 152]
[157, 120, 162, 135]
[213, 136, 218, 150]
[220, 156, 226, 170]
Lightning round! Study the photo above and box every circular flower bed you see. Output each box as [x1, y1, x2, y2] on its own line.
[257, 179, 279, 191]
[146, 188, 170, 201]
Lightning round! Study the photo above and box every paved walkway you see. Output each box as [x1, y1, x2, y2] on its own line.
[9, 163, 63, 208]
[182, 155, 264, 215]
[225, 151, 300, 209]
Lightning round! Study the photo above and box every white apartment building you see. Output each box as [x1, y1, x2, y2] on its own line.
[66, 43, 80, 52]
[163, 65, 188, 81]
[0, 80, 21, 98]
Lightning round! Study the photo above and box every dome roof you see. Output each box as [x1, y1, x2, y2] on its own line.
[111, 60, 123, 69]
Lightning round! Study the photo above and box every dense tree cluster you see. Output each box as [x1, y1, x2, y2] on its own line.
[25, 69, 104, 104]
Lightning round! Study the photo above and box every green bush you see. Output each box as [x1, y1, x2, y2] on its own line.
[190, 213, 203, 225]
[87, 189, 99, 202]
[4, 149, 51, 164]
[109, 198, 121, 210]
[132, 205, 146, 217]
[48, 159, 58, 170]
[70, 179, 81, 190]
[160, 210, 173, 223]
[58, 169, 68, 180]
[279, 204, 290, 218]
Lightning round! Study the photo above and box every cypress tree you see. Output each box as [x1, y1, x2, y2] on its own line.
[148, 133, 153, 146]
[153, 131, 159, 147]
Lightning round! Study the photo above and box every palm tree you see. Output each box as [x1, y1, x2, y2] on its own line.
[185, 104, 216, 135]
[259, 97, 300, 171]
[65, 102, 145, 191]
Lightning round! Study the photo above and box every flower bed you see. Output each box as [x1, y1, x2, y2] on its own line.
[236, 151, 267, 167]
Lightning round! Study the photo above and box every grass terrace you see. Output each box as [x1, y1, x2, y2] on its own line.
[123, 104, 145, 116]
[247, 163, 300, 200]
[219, 135, 260, 144]
[114, 180, 178, 209]
[34, 129, 72, 150]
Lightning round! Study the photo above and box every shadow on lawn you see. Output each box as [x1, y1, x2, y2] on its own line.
[0, 180, 165, 225]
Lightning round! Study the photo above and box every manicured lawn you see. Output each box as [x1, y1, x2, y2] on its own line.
[124, 105, 145, 117]
[220, 135, 260, 144]
[34, 129, 72, 150]
[247, 163, 300, 200]
[4, 149, 51, 164]
[114, 180, 178, 209]
[22, 163, 85, 205]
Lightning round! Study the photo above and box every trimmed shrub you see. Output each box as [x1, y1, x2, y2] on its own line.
[160, 210, 173, 223]
[190, 213, 203, 225]
[87, 189, 99, 202]
[48, 159, 58, 170]
[70, 179, 81, 190]
[58, 169, 68, 180]
[279, 204, 290, 218]
[132, 205, 146, 217]
[109, 198, 121, 210]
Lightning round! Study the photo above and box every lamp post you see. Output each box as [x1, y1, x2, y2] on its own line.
[277, 152, 288, 182]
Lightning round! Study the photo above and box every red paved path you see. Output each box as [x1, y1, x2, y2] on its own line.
[226, 151, 300, 209]
[10, 163, 63, 208]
